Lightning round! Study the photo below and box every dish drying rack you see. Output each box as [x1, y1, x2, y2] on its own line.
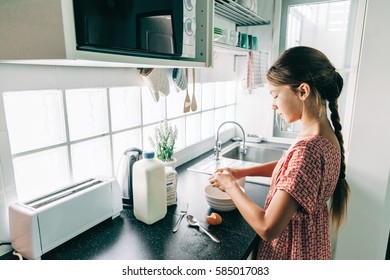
[214, 0, 270, 26]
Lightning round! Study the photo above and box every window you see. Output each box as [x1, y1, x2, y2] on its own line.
[3, 79, 237, 201]
[275, 0, 357, 138]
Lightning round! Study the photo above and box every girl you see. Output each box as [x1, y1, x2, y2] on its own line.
[209, 46, 350, 260]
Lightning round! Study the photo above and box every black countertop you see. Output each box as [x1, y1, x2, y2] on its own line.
[1, 151, 270, 260]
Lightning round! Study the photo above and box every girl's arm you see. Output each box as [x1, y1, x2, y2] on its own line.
[215, 160, 279, 179]
[209, 171, 298, 242]
[227, 183, 298, 241]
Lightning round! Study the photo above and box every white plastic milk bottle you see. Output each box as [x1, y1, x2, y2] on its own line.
[132, 151, 167, 224]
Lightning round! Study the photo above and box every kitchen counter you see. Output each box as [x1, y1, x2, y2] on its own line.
[1, 150, 270, 260]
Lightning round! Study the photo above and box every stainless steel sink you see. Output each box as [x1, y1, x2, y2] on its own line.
[188, 141, 289, 185]
[221, 143, 287, 163]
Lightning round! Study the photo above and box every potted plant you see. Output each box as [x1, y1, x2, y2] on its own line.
[149, 119, 178, 168]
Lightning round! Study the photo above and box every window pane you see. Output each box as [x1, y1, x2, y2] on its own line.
[4, 90, 65, 154]
[186, 114, 201, 146]
[109, 87, 141, 131]
[225, 81, 237, 105]
[112, 128, 142, 173]
[142, 124, 156, 152]
[201, 83, 215, 110]
[166, 84, 185, 119]
[13, 147, 70, 201]
[278, 0, 354, 139]
[169, 117, 185, 150]
[226, 105, 236, 124]
[194, 83, 202, 111]
[215, 82, 227, 107]
[66, 88, 109, 141]
[215, 107, 227, 133]
[71, 136, 112, 182]
[141, 86, 165, 125]
[201, 111, 215, 140]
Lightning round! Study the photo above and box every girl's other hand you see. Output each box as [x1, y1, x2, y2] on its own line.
[209, 170, 238, 193]
[214, 167, 242, 179]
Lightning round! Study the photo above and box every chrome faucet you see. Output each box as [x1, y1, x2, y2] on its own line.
[214, 121, 247, 160]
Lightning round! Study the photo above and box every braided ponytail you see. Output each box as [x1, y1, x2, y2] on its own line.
[328, 97, 350, 232]
[316, 69, 350, 232]
[315, 69, 350, 232]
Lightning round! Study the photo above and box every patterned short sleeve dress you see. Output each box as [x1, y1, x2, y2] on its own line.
[257, 135, 341, 260]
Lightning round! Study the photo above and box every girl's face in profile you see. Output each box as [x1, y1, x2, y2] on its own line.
[268, 83, 303, 124]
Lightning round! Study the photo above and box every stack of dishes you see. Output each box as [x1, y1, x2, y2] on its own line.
[213, 27, 224, 42]
[204, 185, 242, 212]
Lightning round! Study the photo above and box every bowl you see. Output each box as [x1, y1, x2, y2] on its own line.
[204, 184, 232, 201]
[204, 185, 244, 212]
[206, 201, 237, 212]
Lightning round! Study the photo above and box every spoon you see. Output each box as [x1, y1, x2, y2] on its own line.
[186, 215, 220, 243]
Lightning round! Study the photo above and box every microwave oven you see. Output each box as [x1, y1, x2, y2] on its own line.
[72, 0, 197, 60]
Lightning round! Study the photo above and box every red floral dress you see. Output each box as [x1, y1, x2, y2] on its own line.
[257, 135, 340, 260]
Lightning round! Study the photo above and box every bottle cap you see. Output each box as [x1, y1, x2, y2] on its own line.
[143, 151, 155, 159]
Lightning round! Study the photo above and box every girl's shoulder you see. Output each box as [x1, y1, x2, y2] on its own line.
[291, 135, 339, 152]
[283, 135, 340, 163]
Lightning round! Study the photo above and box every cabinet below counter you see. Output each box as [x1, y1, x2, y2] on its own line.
[1, 155, 270, 260]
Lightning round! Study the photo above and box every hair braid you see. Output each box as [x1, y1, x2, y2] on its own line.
[328, 98, 350, 232]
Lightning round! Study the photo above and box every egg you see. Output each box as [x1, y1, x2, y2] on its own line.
[206, 212, 223, 225]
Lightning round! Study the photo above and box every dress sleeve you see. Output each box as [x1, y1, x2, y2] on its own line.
[276, 141, 323, 214]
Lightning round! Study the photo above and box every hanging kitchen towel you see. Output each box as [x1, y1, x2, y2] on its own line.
[246, 50, 262, 89]
[172, 68, 187, 92]
[140, 68, 170, 102]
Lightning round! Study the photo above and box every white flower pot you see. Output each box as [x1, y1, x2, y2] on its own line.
[161, 157, 177, 169]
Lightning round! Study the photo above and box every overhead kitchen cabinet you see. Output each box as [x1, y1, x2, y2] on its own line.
[0, 0, 213, 68]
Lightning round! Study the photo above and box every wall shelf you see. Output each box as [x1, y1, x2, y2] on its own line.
[214, 0, 270, 26]
[213, 42, 250, 56]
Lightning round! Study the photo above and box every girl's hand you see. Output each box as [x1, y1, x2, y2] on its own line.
[208, 170, 238, 193]
[214, 167, 243, 179]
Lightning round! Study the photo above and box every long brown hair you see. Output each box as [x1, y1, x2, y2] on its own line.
[267, 46, 350, 232]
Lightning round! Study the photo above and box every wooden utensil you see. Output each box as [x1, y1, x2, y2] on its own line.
[190, 68, 197, 111]
[183, 68, 191, 113]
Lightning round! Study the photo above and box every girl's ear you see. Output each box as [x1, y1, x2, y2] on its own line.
[297, 83, 311, 101]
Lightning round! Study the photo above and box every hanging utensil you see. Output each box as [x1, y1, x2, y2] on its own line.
[183, 68, 191, 113]
[190, 68, 197, 111]
[172, 68, 187, 92]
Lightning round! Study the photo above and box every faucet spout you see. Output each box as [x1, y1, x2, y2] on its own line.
[214, 121, 247, 160]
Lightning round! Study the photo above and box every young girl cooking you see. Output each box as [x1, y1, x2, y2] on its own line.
[209, 46, 350, 260]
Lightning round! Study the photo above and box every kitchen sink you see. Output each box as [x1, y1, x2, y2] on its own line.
[221, 143, 287, 163]
[188, 141, 289, 185]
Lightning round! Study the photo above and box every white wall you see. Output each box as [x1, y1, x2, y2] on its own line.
[334, 0, 390, 260]
[0, 93, 17, 256]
